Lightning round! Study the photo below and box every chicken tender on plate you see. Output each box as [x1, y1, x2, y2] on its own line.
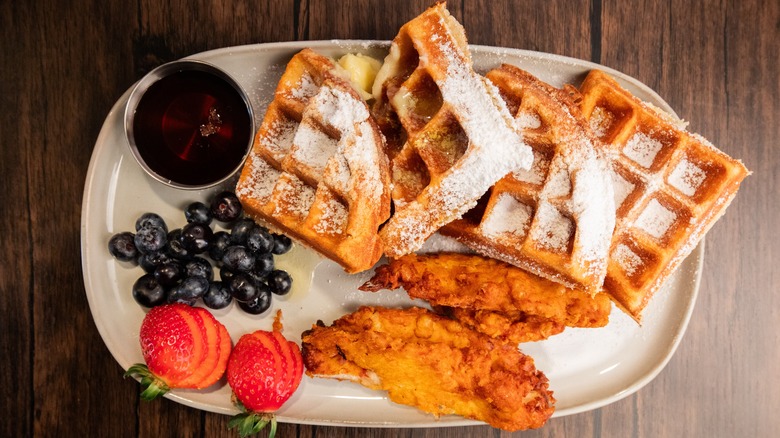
[361, 253, 612, 330]
[436, 306, 566, 344]
[301, 306, 555, 431]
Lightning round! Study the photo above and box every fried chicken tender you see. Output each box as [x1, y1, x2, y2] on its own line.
[361, 253, 611, 331]
[301, 306, 555, 431]
[436, 307, 566, 344]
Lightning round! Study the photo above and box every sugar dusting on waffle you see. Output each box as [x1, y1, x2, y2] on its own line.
[376, 6, 534, 257]
[579, 69, 749, 320]
[439, 64, 616, 294]
[236, 49, 391, 273]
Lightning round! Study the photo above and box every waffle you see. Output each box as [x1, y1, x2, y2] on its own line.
[372, 3, 534, 257]
[235, 49, 392, 273]
[440, 65, 616, 295]
[578, 70, 750, 320]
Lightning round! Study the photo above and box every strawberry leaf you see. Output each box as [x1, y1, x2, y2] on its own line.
[228, 412, 276, 438]
[124, 363, 170, 401]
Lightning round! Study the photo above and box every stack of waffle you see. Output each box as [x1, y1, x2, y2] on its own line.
[236, 3, 749, 322]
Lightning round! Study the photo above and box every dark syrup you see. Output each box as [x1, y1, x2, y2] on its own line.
[133, 70, 252, 186]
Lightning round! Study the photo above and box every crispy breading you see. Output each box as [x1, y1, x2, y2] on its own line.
[436, 307, 566, 344]
[361, 252, 611, 329]
[301, 306, 555, 431]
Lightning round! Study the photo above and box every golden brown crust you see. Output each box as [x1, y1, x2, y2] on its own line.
[361, 253, 611, 330]
[437, 306, 566, 344]
[301, 306, 555, 431]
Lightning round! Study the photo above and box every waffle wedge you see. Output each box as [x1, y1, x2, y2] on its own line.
[372, 3, 534, 257]
[440, 65, 616, 295]
[235, 49, 391, 273]
[578, 70, 750, 320]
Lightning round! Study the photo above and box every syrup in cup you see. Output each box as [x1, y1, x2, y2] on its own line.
[125, 60, 254, 189]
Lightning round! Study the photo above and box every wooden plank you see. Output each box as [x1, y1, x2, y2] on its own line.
[306, 0, 437, 40]
[12, 0, 141, 436]
[0, 1, 34, 434]
[464, 0, 593, 60]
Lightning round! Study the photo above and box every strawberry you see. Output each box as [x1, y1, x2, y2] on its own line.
[227, 311, 303, 438]
[125, 304, 232, 400]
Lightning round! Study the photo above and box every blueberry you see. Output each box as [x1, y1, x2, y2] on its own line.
[180, 223, 213, 254]
[219, 266, 237, 283]
[245, 267, 268, 287]
[134, 225, 168, 254]
[138, 251, 173, 273]
[203, 281, 232, 310]
[185, 257, 213, 282]
[166, 229, 193, 261]
[167, 277, 209, 305]
[132, 274, 166, 307]
[228, 273, 259, 302]
[208, 231, 231, 262]
[238, 288, 272, 315]
[135, 213, 167, 233]
[210, 191, 242, 222]
[268, 270, 293, 295]
[230, 218, 256, 245]
[153, 261, 184, 288]
[246, 226, 274, 255]
[252, 253, 274, 278]
[185, 201, 212, 225]
[271, 234, 293, 255]
[108, 232, 138, 262]
[222, 246, 255, 272]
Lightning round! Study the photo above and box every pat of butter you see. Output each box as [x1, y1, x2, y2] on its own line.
[338, 53, 382, 99]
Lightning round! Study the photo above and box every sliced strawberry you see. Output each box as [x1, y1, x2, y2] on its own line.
[198, 321, 232, 389]
[270, 331, 299, 399]
[282, 334, 303, 394]
[138, 304, 198, 386]
[168, 305, 208, 386]
[227, 322, 304, 438]
[127, 304, 231, 400]
[177, 307, 221, 388]
[228, 333, 282, 411]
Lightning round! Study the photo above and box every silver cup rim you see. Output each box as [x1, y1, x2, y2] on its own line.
[124, 59, 255, 190]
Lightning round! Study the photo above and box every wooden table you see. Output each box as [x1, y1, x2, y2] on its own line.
[2, 0, 777, 436]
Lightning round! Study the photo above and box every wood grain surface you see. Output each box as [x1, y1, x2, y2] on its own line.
[1, 0, 777, 436]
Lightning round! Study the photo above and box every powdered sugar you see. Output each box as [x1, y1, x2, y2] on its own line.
[260, 116, 297, 163]
[512, 150, 549, 185]
[313, 194, 348, 235]
[273, 174, 316, 219]
[290, 120, 339, 174]
[236, 155, 281, 204]
[380, 18, 534, 255]
[668, 158, 706, 197]
[610, 168, 635, 208]
[480, 193, 532, 238]
[531, 202, 573, 252]
[314, 86, 371, 131]
[288, 71, 317, 102]
[623, 131, 662, 168]
[516, 111, 542, 130]
[634, 198, 676, 239]
[614, 243, 642, 276]
[589, 106, 614, 138]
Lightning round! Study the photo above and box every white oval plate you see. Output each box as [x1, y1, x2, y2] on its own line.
[81, 41, 703, 428]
